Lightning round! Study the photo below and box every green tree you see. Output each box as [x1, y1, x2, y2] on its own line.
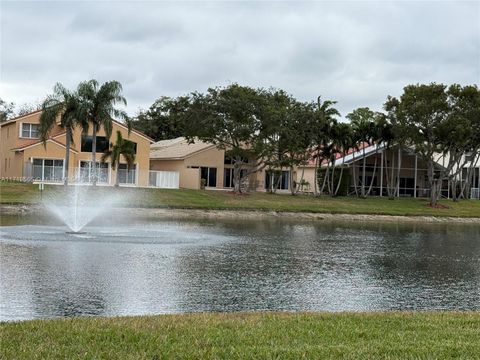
[0, 98, 15, 123]
[39, 83, 87, 185]
[101, 130, 136, 187]
[131, 96, 189, 141]
[329, 122, 353, 196]
[77, 80, 128, 186]
[310, 96, 341, 196]
[184, 84, 272, 193]
[442, 84, 480, 200]
[385, 83, 450, 206]
[347, 107, 378, 198]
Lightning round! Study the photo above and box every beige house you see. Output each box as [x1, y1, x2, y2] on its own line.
[149, 137, 304, 192]
[0, 110, 153, 186]
[150, 138, 227, 189]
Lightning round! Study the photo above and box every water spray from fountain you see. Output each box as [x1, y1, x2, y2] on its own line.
[42, 172, 130, 233]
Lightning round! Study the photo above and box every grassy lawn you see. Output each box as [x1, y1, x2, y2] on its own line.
[1, 181, 480, 217]
[1, 312, 479, 359]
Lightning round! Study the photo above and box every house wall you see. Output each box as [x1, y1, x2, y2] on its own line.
[70, 122, 151, 186]
[150, 159, 197, 189]
[150, 147, 226, 189]
[0, 111, 152, 186]
[0, 121, 19, 178]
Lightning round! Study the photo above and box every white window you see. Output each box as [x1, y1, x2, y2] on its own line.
[79, 161, 109, 184]
[21, 123, 39, 138]
[32, 158, 64, 182]
[117, 164, 137, 185]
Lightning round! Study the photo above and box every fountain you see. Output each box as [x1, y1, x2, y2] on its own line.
[43, 185, 125, 233]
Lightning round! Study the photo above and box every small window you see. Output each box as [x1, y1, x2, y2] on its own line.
[21, 123, 39, 138]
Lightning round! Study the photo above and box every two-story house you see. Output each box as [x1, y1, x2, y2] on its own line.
[0, 110, 153, 186]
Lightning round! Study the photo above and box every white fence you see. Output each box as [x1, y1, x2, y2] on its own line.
[471, 188, 479, 200]
[149, 171, 179, 189]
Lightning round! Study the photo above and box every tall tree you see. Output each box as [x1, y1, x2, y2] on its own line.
[441, 84, 480, 200]
[101, 130, 136, 187]
[183, 84, 273, 193]
[385, 83, 450, 206]
[39, 83, 87, 185]
[347, 107, 378, 198]
[310, 96, 340, 196]
[330, 122, 353, 196]
[77, 80, 128, 186]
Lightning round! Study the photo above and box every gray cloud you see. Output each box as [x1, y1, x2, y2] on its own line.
[1, 0, 478, 119]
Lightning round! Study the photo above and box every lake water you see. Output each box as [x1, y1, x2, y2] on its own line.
[1, 215, 479, 321]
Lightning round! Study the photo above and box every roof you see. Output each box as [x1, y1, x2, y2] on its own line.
[112, 119, 154, 143]
[0, 109, 43, 127]
[150, 137, 216, 160]
[0, 110, 154, 144]
[300, 142, 371, 167]
[12, 137, 79, 153]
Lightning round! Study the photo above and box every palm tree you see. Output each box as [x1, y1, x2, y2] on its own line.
[101, 131, 136, 186]
[311, 96, 340, 196]
[39, 83, 87, 186]
[331, 122, 353, 196]
[348, 107, 377, 198]
[77, 80, 128, 185]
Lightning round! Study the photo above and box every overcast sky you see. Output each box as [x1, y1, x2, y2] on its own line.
[1, 0, 479, 118]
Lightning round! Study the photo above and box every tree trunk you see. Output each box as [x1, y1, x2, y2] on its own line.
[389, 150, 395, 198]
[428, 159, 439, 206]
[460, 153, 479, 199]
[233, 159, 241, 193]
[320, 164, 329, 195]
[295, 164, 305, 195]
[395, 147, 402, 197]
[64, 128, 71, 186]
[334, 155, 346, 196]
[361, 148, 366, 197]
[290, 166, 296, 195]
[115, 168, 120, 187]
[313, 157, 319, 196]
[91, 122, 97, 186]
[365, 156, 378, 197]
[329, 158, 335, 196]
[352, 151, 359, 197]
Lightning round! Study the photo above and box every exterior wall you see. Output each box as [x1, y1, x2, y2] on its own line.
[23, 141, 77, 179]
[150, 159, 201, 189]
[71, 122, 151, 187]
[184, 148, 225, 188]
[0, 112, 152, 186]
[150, 147, 225, 189]
[0, 122, 20, 178]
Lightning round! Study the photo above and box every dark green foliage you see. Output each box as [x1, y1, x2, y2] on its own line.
[130, 96, 188, 141]
[0, 98, 15, 122]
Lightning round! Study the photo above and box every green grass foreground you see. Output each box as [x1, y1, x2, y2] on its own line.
[1, 312, 480, 359]
[1, 181, 480, 218]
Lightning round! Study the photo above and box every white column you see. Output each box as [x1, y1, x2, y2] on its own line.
[380, 151, 384, 197]
[414, 155, 418, 198]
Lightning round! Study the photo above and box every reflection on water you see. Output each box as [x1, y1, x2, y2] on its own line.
[1, 216, 479, 321]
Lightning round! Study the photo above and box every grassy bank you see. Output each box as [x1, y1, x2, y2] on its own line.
[1, 312, 479, 359]
[1, 181, 480, 218]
